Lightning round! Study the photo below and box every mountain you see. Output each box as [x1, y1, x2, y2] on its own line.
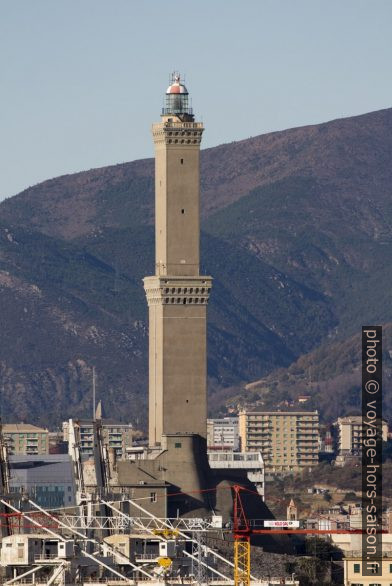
[221, 325, 392, 423]
[1, 107, 392, 427]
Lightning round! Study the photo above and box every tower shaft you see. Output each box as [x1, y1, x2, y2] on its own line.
[153, 121, 203, 276]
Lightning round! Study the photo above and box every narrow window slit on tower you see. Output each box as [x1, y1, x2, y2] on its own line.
[181, 209, 185, 214]
[180, 158, 184, 164]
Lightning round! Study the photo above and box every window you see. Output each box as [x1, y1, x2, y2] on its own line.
[150, 492, 157, 503]
[180, 158, 184, 164]
[175, 442, 181, 448]
[353, 563, 361, 573]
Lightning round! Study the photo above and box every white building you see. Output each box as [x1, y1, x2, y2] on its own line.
[207, 450, 265, 499]
[0, 534, 74, 566]
[207, 417, 239, 451]
[334, 415, 388, 456]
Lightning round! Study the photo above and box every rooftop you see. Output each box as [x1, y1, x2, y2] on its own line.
[166, 73, 188, 95]
[337, 415, 388, 425]
[64, 419, 132, 427]
[3, 423, 48, 433]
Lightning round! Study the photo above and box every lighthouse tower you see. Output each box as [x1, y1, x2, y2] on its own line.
[144, 74, 212, 447]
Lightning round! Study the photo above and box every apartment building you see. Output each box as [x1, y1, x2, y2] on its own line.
[2, 423, 49, 455]
[207, 417, 239, 450]
[335, 415, 388, 456]
[239, 410, 319, 475]
[63, 419, 133, 459]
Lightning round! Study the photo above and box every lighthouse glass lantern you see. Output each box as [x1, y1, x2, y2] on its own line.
[162, 73, 193, 119]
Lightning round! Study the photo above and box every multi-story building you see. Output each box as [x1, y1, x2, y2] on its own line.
[207, 417, 239, 450]
[334, 415, 388, 456]
[63, 419, 133, 459]
[2, 423, 49, 455]
[239, 410, 319, 475]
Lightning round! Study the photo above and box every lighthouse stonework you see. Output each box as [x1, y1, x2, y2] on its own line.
[144, 74, 212, 447]
[98, 76, 261, 519]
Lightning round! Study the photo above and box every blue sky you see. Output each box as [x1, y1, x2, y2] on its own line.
[1, 0, 391, 200]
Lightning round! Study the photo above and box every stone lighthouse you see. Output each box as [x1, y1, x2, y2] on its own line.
[144, 74, 212, 447]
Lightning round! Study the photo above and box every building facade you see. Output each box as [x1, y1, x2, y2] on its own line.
[334, 415, 388, 456]
[239, 410, 319, 474]
[343, 553, 392, 585]
[8, 454, 76, 508]
[2, 423, 49, 455]
[144, 73, 212, 447]
[63, 419, 133, 459]
[207, 417, 239, 450]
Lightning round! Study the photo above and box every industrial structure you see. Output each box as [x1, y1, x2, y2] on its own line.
[0, 406, 294, 584]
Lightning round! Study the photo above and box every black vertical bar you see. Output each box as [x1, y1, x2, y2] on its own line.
[362, 326, 382, 576]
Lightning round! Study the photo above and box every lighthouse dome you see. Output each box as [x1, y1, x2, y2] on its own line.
[166, 74, 188, 95]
